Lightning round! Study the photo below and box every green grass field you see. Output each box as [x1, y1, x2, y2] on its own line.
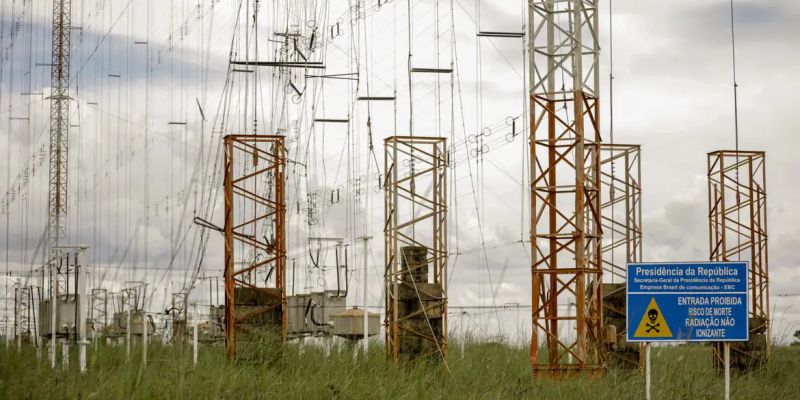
[1, 340, 798, 399]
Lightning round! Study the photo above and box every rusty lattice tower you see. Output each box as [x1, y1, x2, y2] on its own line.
[707, 150, 769, 370]
[599, 144, 642, 369]
[384, 136, 448, 364]
[528, 0, 605, 375]
[223, 135, 287, 359]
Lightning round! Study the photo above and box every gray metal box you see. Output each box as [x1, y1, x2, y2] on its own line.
[332, 308, 380, 340]
[287, 294, 311, 335]
[38, 295, 80, 337]
[287, 290, 346, 336]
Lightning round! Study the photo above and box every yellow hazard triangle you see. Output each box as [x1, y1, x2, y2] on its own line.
[633, 297, 673, 338]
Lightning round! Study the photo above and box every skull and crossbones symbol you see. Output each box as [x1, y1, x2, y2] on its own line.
[645, 309, 660, 333]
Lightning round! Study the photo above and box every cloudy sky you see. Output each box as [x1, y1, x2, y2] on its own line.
[0, 0, 798, 344]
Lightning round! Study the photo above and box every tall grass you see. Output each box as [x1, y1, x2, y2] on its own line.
[1, 339, 798, 399]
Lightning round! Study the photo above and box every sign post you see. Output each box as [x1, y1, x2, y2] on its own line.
[645, 343, 651, 400]
[627, 262, 748, 400]
[724, 342, 730, 400]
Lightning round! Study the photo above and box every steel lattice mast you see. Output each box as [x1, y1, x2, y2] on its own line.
[48, 0, 71, 253]
[383, 136, 449, 364]
[223, 135, 287, 359]
[707, 150, 770, 370]
[599, 144, 643, 369]
[45, 0, 71, 369]
[528, 0, 605, 375]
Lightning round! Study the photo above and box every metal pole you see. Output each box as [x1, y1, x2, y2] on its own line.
[15, 286, 20, 350]
[78, 250, 88, 373]
[392, 143, 399, 364]
[142, 310, 148, 366]
[645, 343, 651, 400]
[193, 303, 198, 366]
[50, 261, 57, 369]
[143, 287, 148, 367]
[724, 342, 730, 400]
[126, 296, 131, 361]
[361, 236, 371, 355]
[36, 310, 42, 359]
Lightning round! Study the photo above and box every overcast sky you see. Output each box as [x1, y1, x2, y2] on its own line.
[0, 0, 798, 344]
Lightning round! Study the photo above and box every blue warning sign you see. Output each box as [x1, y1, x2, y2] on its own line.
[626, 262, 749, 342]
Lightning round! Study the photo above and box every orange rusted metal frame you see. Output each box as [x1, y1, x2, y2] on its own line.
[384, 136, 448, 364]
[530, 92, 605, 376]
[707, 150, 769, 362]
[223, 135, 286, 359]
[599, 143, 643, 369]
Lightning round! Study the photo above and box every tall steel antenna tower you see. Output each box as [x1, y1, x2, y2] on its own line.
[48, 0, 72, 254]
[45, 0, 72, 369]
[528, 0, 605, 376]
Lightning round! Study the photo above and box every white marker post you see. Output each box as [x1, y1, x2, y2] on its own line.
[142, 283, 148, 367]
[62, 339, 68, 368]
[126, 299, 131, 361]
[16, 288, 21, 350]
[142, 315, 148, 367]
[724, 342, 730, 400]
[361, 236, 371, 356]
[645, 343, 651, 400]
[50, 262, 57, 369]
[77, 249, 88, 373]
[192, 302, 198, 367]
